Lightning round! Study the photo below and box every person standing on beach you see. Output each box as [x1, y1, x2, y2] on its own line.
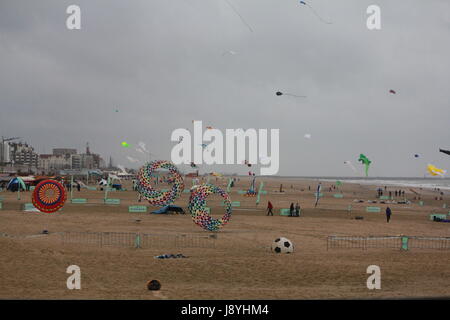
[295, 203, 300, 217]
[267, 201, 274, 216]
[386, 207, 392, 223]
[289, 203, 294, 217]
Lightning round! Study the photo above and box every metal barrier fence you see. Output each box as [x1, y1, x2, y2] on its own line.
[408, 236, 450, 250]
[140, 233, 215, 249]
[327, 235, 450, 251]
[59, 231, 216, 249]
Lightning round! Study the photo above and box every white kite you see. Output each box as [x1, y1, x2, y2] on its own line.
[127, 156, 140, 163]
[344, 160, 357, 173]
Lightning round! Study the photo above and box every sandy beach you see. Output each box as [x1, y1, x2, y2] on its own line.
[1, 177, 449, 299]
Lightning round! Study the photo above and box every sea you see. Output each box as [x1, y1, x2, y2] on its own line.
[276, 177, 450, 191]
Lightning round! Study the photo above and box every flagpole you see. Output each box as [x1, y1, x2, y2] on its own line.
[70, 175, 74, 201]
[104, 175, 110, 202]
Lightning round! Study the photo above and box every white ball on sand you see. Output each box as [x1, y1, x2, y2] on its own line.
[271, 237, 294, 254]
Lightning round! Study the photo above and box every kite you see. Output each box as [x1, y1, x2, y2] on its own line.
[138, 141, 148, 153]
[206, 126, 213, 130]
[223, 0, 254, 33]
[222, 50, 238, 56]
[414, 154, 420, 158]
[136, 161, 185, 206]
[210, 172, 223, 177]
[314, 183, 322, 208]
[121, 142, 130, 148]
[244, 175, 257, 197]
[439, 149, 450, 156]
[427, 164, 446, 177]
[243, 160, 252, 167]
[127, 156, 140, 163]
[259, 155, 272, 165]
[188, 184, 232, 231]
[344, 160, 357, 173]
[276, 91, 306, 98]
[389, 90, 397, 94]
[358, 154, 372, 177]
[299, 1, 333, 25]
[32, 179, 67, 213]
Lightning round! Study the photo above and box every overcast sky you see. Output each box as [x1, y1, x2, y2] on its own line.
[1, 0, 449, 177]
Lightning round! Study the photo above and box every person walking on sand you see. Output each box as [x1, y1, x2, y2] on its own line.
[295, 202, 300, 217]
[289, 203, 294, 217]
[386, 206, 392, 223]
[267, 201, 274, 216]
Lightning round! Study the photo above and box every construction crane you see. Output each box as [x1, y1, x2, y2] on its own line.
[1, 136, 22, 143]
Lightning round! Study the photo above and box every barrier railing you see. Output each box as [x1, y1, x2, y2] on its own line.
[59, 231, 216, 249]
[327, 235, 450, 251]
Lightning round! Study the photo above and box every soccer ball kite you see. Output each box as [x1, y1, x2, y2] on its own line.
[271, 237, 294, 254]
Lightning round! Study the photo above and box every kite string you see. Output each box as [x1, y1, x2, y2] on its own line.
[285, 93, 307, 98]
[304, 3, 333, 24]
[223, 0, 254, 32]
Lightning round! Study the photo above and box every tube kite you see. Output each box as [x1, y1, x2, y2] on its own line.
[358, 154, 372, 177]
[439, 149, 450, 156]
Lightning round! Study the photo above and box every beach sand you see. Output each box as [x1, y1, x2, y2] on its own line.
[1, 177, 450, 299]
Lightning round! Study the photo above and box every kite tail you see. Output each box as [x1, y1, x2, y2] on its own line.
[305, 3, 333, 24]
[223, 0, 254, 32]
[285, 93, 307, 98]
[365, 164, 369, 177]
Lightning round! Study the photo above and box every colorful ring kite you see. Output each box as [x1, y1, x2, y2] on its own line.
[188, 184, 232, 231]
[32, 179, 67, 213]
[136, 160, 184, 206]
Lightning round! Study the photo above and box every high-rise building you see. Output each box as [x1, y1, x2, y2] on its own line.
[8, 142, 38, 167]
[0, 142, 11, 164]
[35, 142, 105, 174]
[38, 154, 71, 171]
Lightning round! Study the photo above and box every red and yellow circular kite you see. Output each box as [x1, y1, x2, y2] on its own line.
[32, 179, 67, 213]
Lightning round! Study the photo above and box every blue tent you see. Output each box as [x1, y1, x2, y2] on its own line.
[151, 205, 185, 214]
[6, 177, 26, 192]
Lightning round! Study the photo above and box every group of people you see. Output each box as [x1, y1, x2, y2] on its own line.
[289, 202, 301, 217]
[266, 201, 300, 217]
[377, 188, 406, 198]
[267, 200, 393, 223]
[65, 182, 81, 192]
